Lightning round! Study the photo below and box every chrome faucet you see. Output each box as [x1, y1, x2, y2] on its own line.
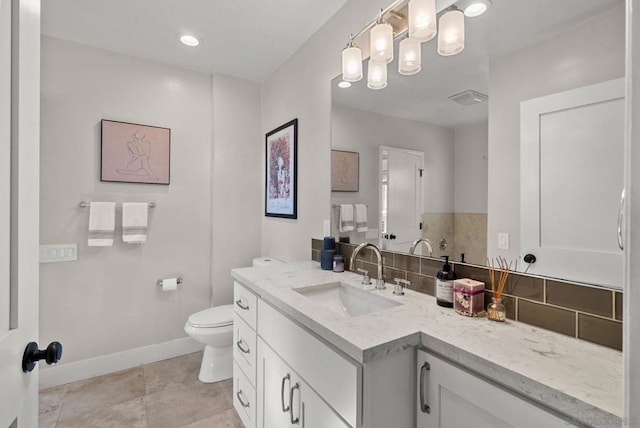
[351, 242, 385, 290]
[409, 238, 434, 257]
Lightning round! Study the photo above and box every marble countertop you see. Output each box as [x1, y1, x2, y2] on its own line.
[231, 261, 623, 427]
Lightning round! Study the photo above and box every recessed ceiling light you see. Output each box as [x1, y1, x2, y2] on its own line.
[338, 81, 352, 89]
[458, 0, 492, 17]
[180, 35, 200, 47]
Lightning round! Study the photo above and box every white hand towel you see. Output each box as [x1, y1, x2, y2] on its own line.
[88, 202, 116, 247]
[339, 204, 354, 232]
[354, 204, 368, 232]
[122, 202, 149, 244]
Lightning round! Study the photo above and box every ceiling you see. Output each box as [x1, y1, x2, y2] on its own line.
[41, 0, 351, 82]
[332, 0, 624, 128]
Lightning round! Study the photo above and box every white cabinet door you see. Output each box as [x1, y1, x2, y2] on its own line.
[520, 78, 624, 288]
[258, 338, 297, 428]
[416, 350, 574, 428]
[258, 338, 348, 428]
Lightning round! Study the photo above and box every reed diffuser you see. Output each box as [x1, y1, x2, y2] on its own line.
[487, 257, 511, 322]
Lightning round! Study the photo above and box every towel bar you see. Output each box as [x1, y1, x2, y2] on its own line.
[79, 201, 156, 208]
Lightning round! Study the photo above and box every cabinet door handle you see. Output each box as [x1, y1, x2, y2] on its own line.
[618, 189, 625, 250]
[236, 390, 250, 408]
[235, 299, 249, 310]
[289, 382, 300, 424]
[419, 361, 431, 414]
[281, 373, 291, 412]
[236, 339, 250, 354]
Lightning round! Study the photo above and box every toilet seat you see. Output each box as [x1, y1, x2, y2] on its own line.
[187, 304, 233, 328]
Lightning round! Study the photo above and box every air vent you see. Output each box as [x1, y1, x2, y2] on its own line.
[448, 90, 488, 106]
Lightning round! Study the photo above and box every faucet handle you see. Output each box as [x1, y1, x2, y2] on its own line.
[393, 278, 410, 295]
[356, 268, 371, 285]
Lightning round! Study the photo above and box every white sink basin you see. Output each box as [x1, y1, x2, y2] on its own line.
[293, 282, 400, 317]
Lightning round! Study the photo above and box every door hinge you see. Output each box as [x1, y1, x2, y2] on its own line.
[419, 222, 423, 230]
[419, 169, 424, 177]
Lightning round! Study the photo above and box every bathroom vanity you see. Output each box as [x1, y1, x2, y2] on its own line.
[230, 262, 622, 428]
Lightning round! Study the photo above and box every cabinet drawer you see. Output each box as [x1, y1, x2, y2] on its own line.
[233, 313, 257, 387]
[234, 281, 257, 330]
[233, 362, 256, 428]
[258, 300, 360, 428]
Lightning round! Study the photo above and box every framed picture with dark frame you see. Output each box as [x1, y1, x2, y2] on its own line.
[265, 118, 298, 219]
[331, 149, 359, 192]
[101, 119, 171, 185]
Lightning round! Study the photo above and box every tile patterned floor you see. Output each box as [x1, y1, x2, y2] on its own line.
[39, 352, 243, 428]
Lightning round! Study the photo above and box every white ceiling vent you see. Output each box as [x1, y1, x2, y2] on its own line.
[448, 90, 488, 106]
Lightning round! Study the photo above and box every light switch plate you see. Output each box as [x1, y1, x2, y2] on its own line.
[498, 233, 510, 250]
[40, 244, 78, 263]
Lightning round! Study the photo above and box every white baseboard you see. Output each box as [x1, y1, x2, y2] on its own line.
[39, 337, 204, 390]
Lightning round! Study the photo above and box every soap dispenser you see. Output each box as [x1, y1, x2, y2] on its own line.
[436, 256, 456, 308]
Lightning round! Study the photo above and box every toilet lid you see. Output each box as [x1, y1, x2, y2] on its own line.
[187, 304, 233, 328]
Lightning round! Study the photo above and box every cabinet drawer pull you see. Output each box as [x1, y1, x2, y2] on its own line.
[236, 390, 250, 408]
[281, 373, 291, 412]
[290, 382, 300, 424]
[420, 361, 431, 414]
[236, 339, 250, 354]
[235, 299, 250, 310]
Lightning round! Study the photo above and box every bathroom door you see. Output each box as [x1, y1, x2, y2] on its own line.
[380, 146, 423, 252]
[0, 0, 41, 426]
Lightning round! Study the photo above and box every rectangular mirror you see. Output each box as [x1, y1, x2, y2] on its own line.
[330, 0, 624, 288]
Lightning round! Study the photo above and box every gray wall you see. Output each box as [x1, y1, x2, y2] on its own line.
[453, 122, 488, 214]
[330, 103, 454, 239]
[487, 6, 625, 262]
[39, 36, 261, 365]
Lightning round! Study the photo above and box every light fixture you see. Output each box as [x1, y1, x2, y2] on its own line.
[370, 11, 394, 64]
[437, 8, 465, 56]
[179, 34, 200, 47]
[367, 60, 387, 90]
[398, 37, 421, 75]
[338, 81, 352, 89]
[342, 36, 363, 82]
[457, 0, 492, 17]
[408, 0, 437, 42]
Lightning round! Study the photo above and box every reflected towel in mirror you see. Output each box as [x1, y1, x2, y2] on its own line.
[339, 204, 354, 232]
[354, 204, 368, 232]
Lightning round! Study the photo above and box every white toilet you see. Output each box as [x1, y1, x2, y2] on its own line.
[184, 257, 283, 383]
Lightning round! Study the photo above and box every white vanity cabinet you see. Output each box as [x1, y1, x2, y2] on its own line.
[416, 350, 575, 428]
[233, 281, 259, 428]
[257, 337, 349, 428]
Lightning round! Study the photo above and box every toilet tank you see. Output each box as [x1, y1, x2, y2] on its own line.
[252, 257, 284, 267]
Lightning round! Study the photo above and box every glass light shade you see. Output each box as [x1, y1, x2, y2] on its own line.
[342, 45, 363, 82]
[408, 0, 437, 42]
[370, 22, 394, 64]
[398, 38, 421, 75]
[367, 60, 387, 90]
[437, 10, 465, 56]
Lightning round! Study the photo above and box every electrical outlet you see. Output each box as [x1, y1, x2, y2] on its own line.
[498, 233, 510, 250]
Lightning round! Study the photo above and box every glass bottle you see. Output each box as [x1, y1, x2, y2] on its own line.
[487, 297, 506, 322]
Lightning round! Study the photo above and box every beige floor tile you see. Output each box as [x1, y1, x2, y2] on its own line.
[56, 397, 147, 428]
[57, 367, 145, 423]
[180, 408, 243, 428]
[144, 380, 230, 428]
[39, 383, 69, 426]
[143, 352, 203, 395]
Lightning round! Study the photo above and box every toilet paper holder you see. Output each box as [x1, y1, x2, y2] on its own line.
[157, 277, 183, 286]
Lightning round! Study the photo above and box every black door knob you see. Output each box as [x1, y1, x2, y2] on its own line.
[22, 341, 63, 373]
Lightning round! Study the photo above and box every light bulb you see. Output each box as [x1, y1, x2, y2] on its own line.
[367, 60, 387, 90]
[342, 44, 363, 82]
[408, 0, 437, 42]
[437, 10, 465, 56]
[398, 38, 421, 75]
[180, 35, 199, 47]
[370, 22, 394, 64]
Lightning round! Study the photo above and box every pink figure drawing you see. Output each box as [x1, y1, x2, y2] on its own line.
[116, 131, 159, 181]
